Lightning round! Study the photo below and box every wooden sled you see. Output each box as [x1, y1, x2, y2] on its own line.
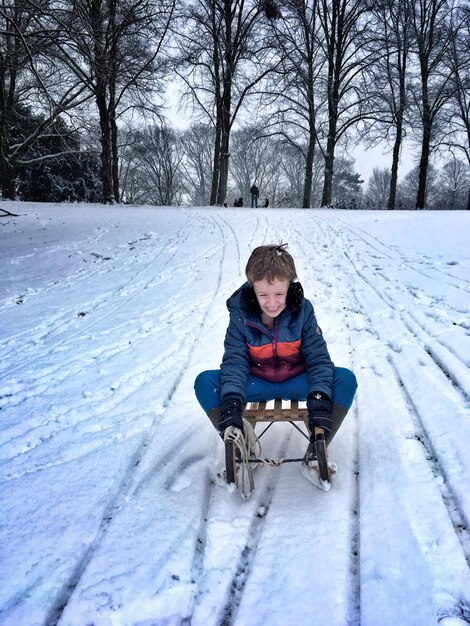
[224, 399, 330, 490]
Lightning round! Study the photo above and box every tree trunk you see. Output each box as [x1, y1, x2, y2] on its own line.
[210, 121, 221, 205]
[0, 160, 15, 200]
[109, 0, 119, 203]
[217, 89, 231, 205]
[0, 133, 15, 199]
[321, 133, 335, 207]
[388, 32, 408, 210]
[97, 90, 114, 204]
[320, 0, 339, 208]
[90, 0, 113, 204]
[303, 55, 316, 209]
[388, 112, 403, 210]
[303, 134, 315, 208]
[110, 106, 120, 203]
[216, 0, 233, 206]
[217, 129, 230, 205]
[416, 101, 431, 209]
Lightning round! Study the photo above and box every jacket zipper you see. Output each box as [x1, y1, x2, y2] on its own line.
[246, 319, 279, 366]
[273, 318, 279, 361]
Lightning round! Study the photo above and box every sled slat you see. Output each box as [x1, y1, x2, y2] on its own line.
[243, 399, 308, 422]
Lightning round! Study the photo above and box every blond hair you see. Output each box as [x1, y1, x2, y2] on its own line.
[245, 244, 297, 284]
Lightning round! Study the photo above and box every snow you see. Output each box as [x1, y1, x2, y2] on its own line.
[1, 202, 469, 626]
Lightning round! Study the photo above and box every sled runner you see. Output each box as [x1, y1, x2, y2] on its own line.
[223, 399, 330, 496]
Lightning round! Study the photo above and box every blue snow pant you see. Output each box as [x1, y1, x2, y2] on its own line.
[194, 367, 357, 443]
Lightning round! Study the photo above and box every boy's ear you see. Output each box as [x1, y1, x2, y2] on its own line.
[286, 281, 304, 309]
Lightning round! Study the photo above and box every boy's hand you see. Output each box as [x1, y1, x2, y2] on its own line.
[219, 395, 244, 433]
[307, 391, 332, 435]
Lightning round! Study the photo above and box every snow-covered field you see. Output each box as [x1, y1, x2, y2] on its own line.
[1, 202, 469, 626]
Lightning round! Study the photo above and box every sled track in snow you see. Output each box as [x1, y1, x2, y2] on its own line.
[346, 375, 361, 626]
[339, 239, 469, 405]
[2, 209, 260, 622]
[333, 219, 470, 400]
[333, 217, 470, 295]
[181, 212, 332, 625]
[277, 218, 362, 625]
[345, 286, 470, 621]
[355, 255, 470, 403]
[42, 213, 231, 625]
[246, 214, 270, 252]
[45, 209, 261, 625]
[330, 219, 470, 604]
[340, 249, 469, 404]
[1, 225, 193, 378]
[44, 418, 163, 626]
[6, 209, 469, 624]
[389, 359, 470, 568]
[0, 212, 238, 471]
[0, 224, 113, 312]
[218, 439, 291, 626]
[181, 213, 328, 625]
[296, 214, 470, 621]
[184, 428, 297, 626]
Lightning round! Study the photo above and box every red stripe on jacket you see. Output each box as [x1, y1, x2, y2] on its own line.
[248, 339, 302, 359]
[247, 339, 306, 382]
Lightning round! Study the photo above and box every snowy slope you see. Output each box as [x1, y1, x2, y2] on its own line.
[0, 202, 469, 626]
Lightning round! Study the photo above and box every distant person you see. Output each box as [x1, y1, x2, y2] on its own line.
[250, 184, 259, 208]
[233, 197, 244, 207]
[261, 198, 269, 208]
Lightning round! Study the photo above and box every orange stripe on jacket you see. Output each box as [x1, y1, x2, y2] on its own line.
[248, 339, 302, 359]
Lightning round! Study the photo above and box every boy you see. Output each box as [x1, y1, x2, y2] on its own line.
[194, 244, 357, 479]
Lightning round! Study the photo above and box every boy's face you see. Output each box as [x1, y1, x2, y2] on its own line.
[252, 277, 290, 320]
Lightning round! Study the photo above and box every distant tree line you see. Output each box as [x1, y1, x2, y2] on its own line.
[1, 0, 468, 209]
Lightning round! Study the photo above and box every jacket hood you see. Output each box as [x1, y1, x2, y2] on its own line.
[226, 281, 304, 317]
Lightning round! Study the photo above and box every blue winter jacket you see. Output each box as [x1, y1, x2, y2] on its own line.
[220, 281, 334, 403]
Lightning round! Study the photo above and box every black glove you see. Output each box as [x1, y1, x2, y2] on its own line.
[307, 391, 332, 435]
[218, 395, 244, 433]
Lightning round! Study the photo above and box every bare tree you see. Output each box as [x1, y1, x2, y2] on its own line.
[228, 125, 284, 205]
[408, 0, 455, 208]
[365, 167, 392, 209]
[445, 2, 470, 166]
[316, 0, 375, 206]
[179, 124, 215, 205]
[121, 124, 184, 205]
[256, 0, 375, 207]
[175, 0, 276, 205]
[432, 158, 469, 208]
[397, 162, 438, 208]
[278, 142, 305, 206]
[363, 0, 412, 209]
[33, 0, 176, 203]
[263, 0, 323, 207]
[0, 0, 89, 199]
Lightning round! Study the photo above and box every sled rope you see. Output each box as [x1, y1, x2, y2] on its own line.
[223, 420, 285, 497]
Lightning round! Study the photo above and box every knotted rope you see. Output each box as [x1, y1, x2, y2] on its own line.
[223, 419, 285, 497]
